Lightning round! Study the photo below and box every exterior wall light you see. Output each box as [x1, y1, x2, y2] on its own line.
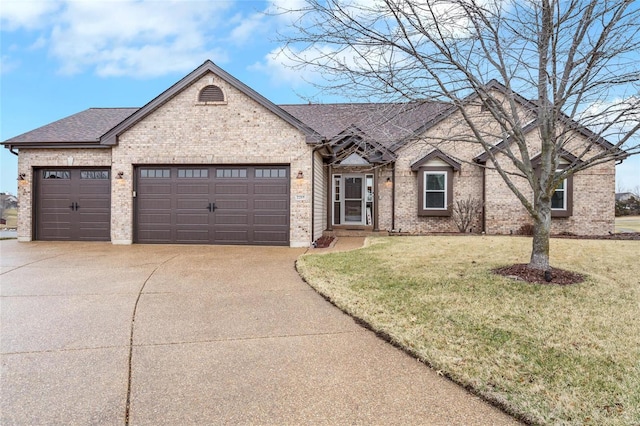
[18, 173, 26, 180]
[116, 172, 124, 179]
[296, 171, 304, 179]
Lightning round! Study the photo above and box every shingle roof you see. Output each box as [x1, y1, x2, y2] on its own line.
[3, 102, 450, 151]
[280, 102, 450, 149]
[4, 108, 137, 145]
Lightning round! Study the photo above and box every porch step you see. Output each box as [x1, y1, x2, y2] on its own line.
[323, 228, 389, 237]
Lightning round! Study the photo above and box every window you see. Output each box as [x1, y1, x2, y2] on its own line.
[216, 168, 247, 178]
[417, 167, 453, 216]
[550, 171, 573, 217]
[43, 170, 70, 179]
[140, 169, 170, 178]
[178, 169, 208, 178]
[81, 170, 109, 179]
[424, 172, 447, 209]
[255, 168, 287, 178]
[551, 179, 566, 210]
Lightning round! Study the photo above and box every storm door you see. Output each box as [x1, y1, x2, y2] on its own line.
[332, 174, 374, 226]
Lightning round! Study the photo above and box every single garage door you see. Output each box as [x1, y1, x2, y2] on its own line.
[135, 165, 290, 245]
[35, 168, 111, 241]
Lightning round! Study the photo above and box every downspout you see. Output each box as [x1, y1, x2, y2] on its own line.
[9, 145, 19, 156]
[481, 163, 486, 233]
[310, 147, 315, 243]
[327, 163, 333, 231]
[373, 167, 379, 231]
[391, 163, 396, 231]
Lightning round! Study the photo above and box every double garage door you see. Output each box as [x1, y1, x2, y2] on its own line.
[135, 165, 290, 245]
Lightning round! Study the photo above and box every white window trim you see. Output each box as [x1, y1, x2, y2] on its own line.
[551, 174, 567, 211]
[423, 171, 448, 210]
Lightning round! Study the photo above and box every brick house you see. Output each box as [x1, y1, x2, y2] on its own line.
[2, 60, 619, 246]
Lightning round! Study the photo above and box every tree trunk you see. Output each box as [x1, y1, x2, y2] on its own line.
[529, 200, 551, 271]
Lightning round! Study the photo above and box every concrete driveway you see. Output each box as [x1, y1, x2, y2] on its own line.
[1, 240, 519, 425]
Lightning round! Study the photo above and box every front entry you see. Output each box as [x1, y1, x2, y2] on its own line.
[332, 173, 374, 226]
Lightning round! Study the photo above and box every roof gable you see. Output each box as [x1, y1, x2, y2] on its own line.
[100, 60, 322, 146]
[410, 149, 461, 171]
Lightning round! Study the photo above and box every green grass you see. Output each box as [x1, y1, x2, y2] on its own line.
[615, 215, 640, 233]
[297, 236, 640, 425]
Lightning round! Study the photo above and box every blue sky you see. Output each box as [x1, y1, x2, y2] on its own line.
[1, 0, 638, 195]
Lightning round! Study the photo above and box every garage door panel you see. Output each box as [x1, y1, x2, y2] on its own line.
[138, 183, 172, 194]
[138, 199, 172, 210]
[214, 183, 248, 194]
[40, 197, 74, 209]
[254, 214, 288, 226]
[214, 214, 249, 225]
[78, 185, 110, 195]
[78, 212, 111, 223]
[254, 183, 288, 195]
[253, 231, 288, 244]
[215, 199, 249, 210]
[139, 213, 172, 225]
[135, 165, 289, 245]
[77, 197, 111, 209]
[137, 229, 172, 243]
[176, 199, 208, 209]
[214, 230, 249, 243]
[254, 199, 288, 210]
[176, 213, 209, 225]
[40, 212, 72, 223]
[39, 187, 72, 196]
[175, 230, 210, 243]
[176, 183, 210, 194]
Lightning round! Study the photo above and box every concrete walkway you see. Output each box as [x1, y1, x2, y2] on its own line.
[1, 240, 519, 425]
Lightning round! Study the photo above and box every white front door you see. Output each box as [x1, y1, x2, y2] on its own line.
[333, 174, 373, 226]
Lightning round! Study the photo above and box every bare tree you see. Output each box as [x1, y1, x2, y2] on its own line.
[277, 0, 640, 270]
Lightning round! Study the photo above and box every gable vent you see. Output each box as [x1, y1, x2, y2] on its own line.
[198, 85, 225, 102]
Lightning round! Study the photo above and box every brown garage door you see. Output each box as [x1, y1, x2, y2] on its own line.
[135, 166, 290, 245]
[35, 168, 111, 241]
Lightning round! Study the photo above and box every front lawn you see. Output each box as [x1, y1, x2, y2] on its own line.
[615, 215, 640, 233]
[297, 236, 640, 425]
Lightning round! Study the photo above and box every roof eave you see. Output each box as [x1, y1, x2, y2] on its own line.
[2, 141, 105, 149]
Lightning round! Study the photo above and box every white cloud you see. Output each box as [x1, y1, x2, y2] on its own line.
[249, 46, 328, 88]
[0, 0, 62, 31]
[2, 0, 234, 78]
[229, 12, 266, 46]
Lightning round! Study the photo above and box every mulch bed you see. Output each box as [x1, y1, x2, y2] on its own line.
[313, 235, 335, 248]
[494, 263, 585, 285]
[552, 232, 640, 240]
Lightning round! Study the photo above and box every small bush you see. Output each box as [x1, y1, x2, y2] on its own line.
[517, 223, 534, 235]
